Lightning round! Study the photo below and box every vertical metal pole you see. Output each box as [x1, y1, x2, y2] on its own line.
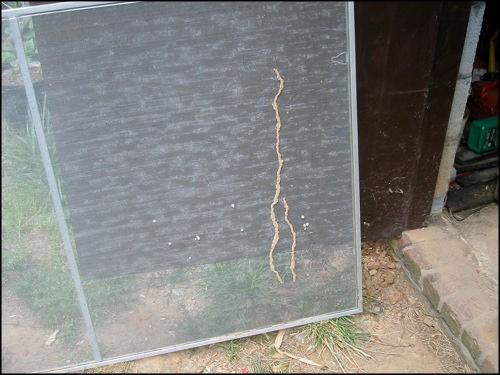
[347, 2, 363, 311]
[9, 16, 102, 362]
[431, 2, 486, 214]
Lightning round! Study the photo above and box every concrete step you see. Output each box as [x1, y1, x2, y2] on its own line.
[390, 204, 499, 373]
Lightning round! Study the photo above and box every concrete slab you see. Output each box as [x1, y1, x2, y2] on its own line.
[392, 203, 499, 373]
[425, 203, 498, 292]
[450, 204, 499, 284]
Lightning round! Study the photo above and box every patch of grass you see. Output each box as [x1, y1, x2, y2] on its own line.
[1, 239, 31, 275]
[363, 294, 377, 304]
[1, 123, 138, 343]
[223, 340, 240, 362]
[305, 316, 369, 351]
[85, 275, 138, 321]
[200, 258, 273, 304]
[304, 316, 371, 371]
[2, 123, 57, 276]
[2, 127, 51, 242]
[250, 359, 271, 373]
[177, 257, 279, 340]
[1, 123, 44, 186]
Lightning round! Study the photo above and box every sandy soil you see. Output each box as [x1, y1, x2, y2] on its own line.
[94, 272, 208, 358]
[1, 286, 92, 373]
[2, 63, 43, 86]
[85, 241, 470, 374]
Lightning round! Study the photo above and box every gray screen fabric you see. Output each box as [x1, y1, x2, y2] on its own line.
[6, 1, 363, 367]
[33, 2, 356, 280]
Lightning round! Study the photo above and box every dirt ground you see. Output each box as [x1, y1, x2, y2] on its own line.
[85, 241, 470, 374]
[1, 286, 88, 372]
[2, 241, 470, 373]
[2, 280, 94, 372]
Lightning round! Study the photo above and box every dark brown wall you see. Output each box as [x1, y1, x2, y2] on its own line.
[355, 2, 471, 240]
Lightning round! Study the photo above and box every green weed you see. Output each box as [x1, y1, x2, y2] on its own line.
[305, 316, 369, 350]
[223, 340, 240, 362]
[250, 359, 271, 373]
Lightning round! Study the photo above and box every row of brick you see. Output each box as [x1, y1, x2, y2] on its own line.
[390, 227, 498, 373]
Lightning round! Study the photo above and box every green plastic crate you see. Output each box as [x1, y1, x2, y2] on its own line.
[466, 116, 499, 154]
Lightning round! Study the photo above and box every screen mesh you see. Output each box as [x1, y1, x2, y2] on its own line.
[2, 2, 361, 371]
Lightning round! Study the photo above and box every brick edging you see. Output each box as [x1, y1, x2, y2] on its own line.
[389, 239, 498, 373]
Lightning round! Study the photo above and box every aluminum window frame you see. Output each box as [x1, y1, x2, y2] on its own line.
[2, 2, 362, 372]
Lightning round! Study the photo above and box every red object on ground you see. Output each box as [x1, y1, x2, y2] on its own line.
[469, 80, 499, 119]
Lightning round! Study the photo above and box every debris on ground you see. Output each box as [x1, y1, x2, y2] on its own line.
[45, 329, 59, 346]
